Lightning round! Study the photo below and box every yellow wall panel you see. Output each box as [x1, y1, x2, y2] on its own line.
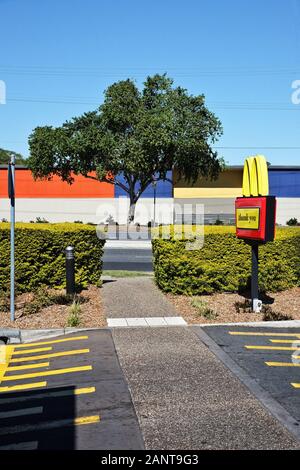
[174, 168, 243, 189]
[174, 187, 243, 198]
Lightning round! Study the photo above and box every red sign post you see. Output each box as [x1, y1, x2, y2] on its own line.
[235, 156, 276, 312]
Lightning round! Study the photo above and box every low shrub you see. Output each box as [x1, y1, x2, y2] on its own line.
[0, 223, 105, 293]
[152, 226, 300, 295]
[191, 298, 218, 320]
[67, 300, 82, 327]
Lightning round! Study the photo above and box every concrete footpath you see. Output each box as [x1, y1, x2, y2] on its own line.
[102, 277, 178, 318]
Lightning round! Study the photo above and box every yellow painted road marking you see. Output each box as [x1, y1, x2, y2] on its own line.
[229, 331, 300, 338]
[0, 386, 96, 404]
[0, 406, 43, 419]
[266, 362, 300, 367]
[0, 415, 100, 436]
[10, 348, 90, 363]
[2, 365, 92, 381]
[74, 415, 100, 426]
[0, 382, 47, 393]
[245, 345, 300, 351]
[14, 336, 89, 348]
[270, 340, 300, 344]
[12, 347, 52, 355]
[74, 386, 96, 395]
[0, 346, 14, 381]
[291, 383, 300, 388]
[6, 362, 49, 371]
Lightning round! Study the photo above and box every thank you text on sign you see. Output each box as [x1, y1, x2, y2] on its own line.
[236, 208, 260, 230]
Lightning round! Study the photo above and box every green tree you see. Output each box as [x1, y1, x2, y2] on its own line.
[0, 148, 26, 165]
[28, 74, 224, 222]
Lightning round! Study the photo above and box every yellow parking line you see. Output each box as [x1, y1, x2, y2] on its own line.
[0, 414, 100, 435]
[10, 349, 90, 363]
[229, 331, 300, 338]
[266, 362, 300, 367]
[291, 383, 300, 388]
[0, 346, 14, 381]
[270, 340, 300, 344]
[7, 362, 49, 371]
[74, 415, 100, 426]
[14, 336, 89, 348]
[0, 386, 96, 404]
[245, 345, 300, 351]
[13, 347, 52, 355]
[74, 387, 95, 395]
[1, 365, 92, 382]
[0, 381, 47, 393]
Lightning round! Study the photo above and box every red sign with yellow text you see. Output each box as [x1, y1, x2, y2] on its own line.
[235, 196, 276, 243]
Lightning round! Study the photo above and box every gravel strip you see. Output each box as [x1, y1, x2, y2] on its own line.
[166, 287, 300, 324]
[0, 286, 106, 329]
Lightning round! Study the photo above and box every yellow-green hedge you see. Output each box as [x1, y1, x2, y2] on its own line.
[0, 223, 105, 293]
[152, 226, 300, 294]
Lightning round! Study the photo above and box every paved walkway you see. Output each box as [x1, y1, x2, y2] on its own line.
[102, 277, 178, 318]
[113, 326, 300, 450]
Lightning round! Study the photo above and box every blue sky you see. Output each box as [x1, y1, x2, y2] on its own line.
[0, 0, 300, 166]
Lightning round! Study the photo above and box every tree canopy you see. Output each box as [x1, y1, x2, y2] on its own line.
[0, 148, 26, 165]
[28, 74, 224, 222]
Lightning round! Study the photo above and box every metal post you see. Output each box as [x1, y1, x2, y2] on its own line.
[251, 243, 262, 312]
[152, 179, 157, 228]
[65, 246, 75, 295]
[9, 155, 15, 322]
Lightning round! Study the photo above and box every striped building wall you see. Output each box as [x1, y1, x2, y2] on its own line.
[1, 166, 299, 225]
[174, 167, 300, 226]
[0, 167, 173, 224]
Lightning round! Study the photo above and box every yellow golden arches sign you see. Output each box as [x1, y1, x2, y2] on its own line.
[242, 155, 269, 197]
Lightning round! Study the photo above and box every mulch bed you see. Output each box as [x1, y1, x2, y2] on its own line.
[0, 285, 106, 329]
[166, 287, 300, 324]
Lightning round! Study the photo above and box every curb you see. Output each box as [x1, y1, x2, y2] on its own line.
[0, 327, 102, 344]
[191, 320, 300, 328]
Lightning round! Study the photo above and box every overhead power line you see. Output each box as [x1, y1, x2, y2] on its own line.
[214, 146, 300, 150]
[1, 64, 300, 77]
[5, 96, 300, 111]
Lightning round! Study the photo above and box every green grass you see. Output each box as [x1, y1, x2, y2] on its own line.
[102, 270, 153, 278]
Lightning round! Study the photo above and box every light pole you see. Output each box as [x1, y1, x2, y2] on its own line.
[8, 154, 15, 321]
[151, 178, 157, 227]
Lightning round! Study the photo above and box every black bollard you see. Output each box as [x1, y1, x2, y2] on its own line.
[65, 246, 75, 295]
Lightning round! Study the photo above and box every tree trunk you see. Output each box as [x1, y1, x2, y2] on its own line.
[128, 196, 136, 224]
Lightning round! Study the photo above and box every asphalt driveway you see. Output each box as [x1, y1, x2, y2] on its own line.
[0, 331, 144, 450]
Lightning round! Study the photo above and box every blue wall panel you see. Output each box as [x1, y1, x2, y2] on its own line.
[115, 171, 173, 198]
[269, 170, 300, 197]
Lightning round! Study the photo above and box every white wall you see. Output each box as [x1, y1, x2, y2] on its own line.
[0, 197, 174, 225]
[276, 198, 300, 225]
[1, 196, 298, 226]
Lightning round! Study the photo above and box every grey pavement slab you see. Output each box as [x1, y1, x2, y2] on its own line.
[102, 277, 178, 318]
[112, 326, 300, 450]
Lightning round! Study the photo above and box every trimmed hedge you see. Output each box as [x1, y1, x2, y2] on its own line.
[152, 226, 300, 294]
[0, 223, 105, 293]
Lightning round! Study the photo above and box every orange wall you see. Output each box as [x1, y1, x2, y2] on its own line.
[0, 169, 114, 198]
